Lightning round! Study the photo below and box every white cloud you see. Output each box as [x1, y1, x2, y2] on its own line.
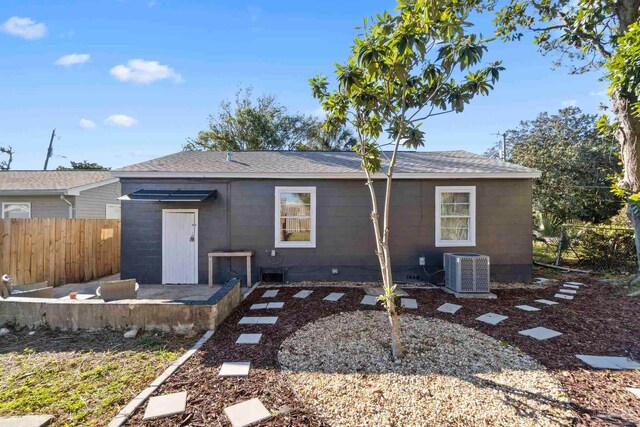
[589, 90, 607, 97]
[1, 16, 47, 40]
[561, 99, 578, 107]
[79, 118, 96, 129]
[55, 53, 90, 67]
[109, 59, 183, 84]
[105, 114, 138, 127]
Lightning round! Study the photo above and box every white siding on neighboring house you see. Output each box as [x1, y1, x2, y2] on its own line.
[75, 181, 121, 218]
[0, 195, 75, 218]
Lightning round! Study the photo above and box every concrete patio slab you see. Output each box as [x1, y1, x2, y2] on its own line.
[401, 298, 418, 309]
[250, 303, 268, 310]
[563, 284, 580, 289]
[293, 290, 312, 298]
[219, 362, 251, 377]
[476, 313, 508, 325]
[559, 288, 577, 294]
[437, 303, 462, 314]
[519, 327, 563, 340]
[236, 334, 262, 344]
[224, 398, 271, 427]
[0, 415, 54, 427]
[261, 290, 278, 298]
[554, 293, 574, 300]
[323, 292, 344, 301]
[534, 299, 559, 305]
[360, 295, 378, 306]
[515, 305, 541, 312]
[576, 355, 640, 370]
[143, 391, 187, 420]
[238, 317, 278, 325]
[266, 302, 284, 309]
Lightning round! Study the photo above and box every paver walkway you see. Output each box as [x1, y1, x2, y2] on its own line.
[293, 290, 312, 298]
[236, 334, 262, 344]
[437, 303, 462, 314]
[554, 293, 574, 300]
[219, 362, 251, 377]
[224, 398, 271, 427]
[143, 392, 187, 421]
[360, 295, 378, 305]
[515, 305, 541, 312]
[0, 415, 54, 427]
[519, 327, 563, 340]
[576, 355, 640, 370]
[476, 313, 508, 325]
[401, 298, 418, 309]
[535, 299, 559, 305]
[559, 289, 577, 295]
[323, 292, 344, 301]
[238, 317, 278, 325]
[261, 290, 278, 298]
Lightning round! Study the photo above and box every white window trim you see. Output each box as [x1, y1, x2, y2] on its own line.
[1, 202, 31, 219]
[435, 186, 476, 247]
[105, 203, 121, 219]
[274, 186, 316, 248]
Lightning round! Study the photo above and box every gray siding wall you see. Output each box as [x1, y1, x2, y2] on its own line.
[0, 195, 75, 218]
[121, 178, 533, 285]
[75, 182, 121, 218]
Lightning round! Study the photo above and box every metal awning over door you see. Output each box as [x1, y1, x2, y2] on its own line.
[118, 189, 217, 202]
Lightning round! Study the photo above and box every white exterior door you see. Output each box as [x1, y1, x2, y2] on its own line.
[162, 209, 198, 284]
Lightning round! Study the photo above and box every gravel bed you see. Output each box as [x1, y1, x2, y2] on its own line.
[279, 311, 572, 426]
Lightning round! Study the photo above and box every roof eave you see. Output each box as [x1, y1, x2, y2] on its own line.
[112, 171, 541, 179]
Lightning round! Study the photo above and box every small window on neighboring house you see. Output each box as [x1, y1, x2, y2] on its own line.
[435, 186, 476, 247]
[1, 202, 31, 219]
[106, 204, 121, 219]
[275, 187, 316, 248]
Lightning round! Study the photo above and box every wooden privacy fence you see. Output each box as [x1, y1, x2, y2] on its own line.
[0, 219, 121, 286]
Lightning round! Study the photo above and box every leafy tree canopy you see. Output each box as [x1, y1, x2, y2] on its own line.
[486, 107, 622, 223]
[56, 160, 110, 170]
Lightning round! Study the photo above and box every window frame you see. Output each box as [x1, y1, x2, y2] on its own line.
[435, 186, 476, 247]
[274, 186, 316, 248]
[105, 204, 121, 219]
[1, 202, 32, 219]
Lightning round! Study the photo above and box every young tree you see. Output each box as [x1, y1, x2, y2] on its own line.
[485, 0, 640, 271]
[311, 0, 503, 359]
[0, 146, 14, 170]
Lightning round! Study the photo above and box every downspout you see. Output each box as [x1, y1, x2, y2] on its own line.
[60, 195, 74, 218]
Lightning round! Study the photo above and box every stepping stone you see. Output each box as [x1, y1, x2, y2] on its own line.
[267, 302, 284, 309]
[0, 415, 54, 427]
[476, 313, 508, 325]
[360, 295, 378, 305]
[535, 299, 559, 305]
[262, 290, 278, 298]
[364, 286, 409, 297]
[224, 397, 271, 427]
[626, 387, 640, 399]
[563, 284, 580, 289]
[576, 355, 640, 370]
[437, 303, 462, 314]
[565, 281, 585, 286]
[515, 305, 541, 312]
[519, 327, 563, 340]
[401, 298, 418, 309]
[554, 293, 574, 300]
[238, 317, 278, 325]
[293, 290, 312, 298]
[559, 288, 577, 295]
[236, 334, 262, 344]
[250, 303, 268, 310]
[219, 362, 251, 377]
[323, 292, 344, 301]
[143, 391, 187, 420]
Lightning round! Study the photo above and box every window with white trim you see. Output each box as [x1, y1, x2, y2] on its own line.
[2, 202, 31, 219]
[435, 186, 476, 247]
[275, 186, 316, 248]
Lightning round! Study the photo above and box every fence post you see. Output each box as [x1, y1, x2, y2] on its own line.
[554, 225, 564, 266]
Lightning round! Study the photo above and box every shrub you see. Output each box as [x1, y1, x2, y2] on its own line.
[573, 225, 636, 273]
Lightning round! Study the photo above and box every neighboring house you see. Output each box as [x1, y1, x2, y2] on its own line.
[113, 150, 540, 285]
[0, 171, 121, 219]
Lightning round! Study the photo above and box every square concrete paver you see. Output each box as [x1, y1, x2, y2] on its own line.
[437, 303, 462, 314]
[323, 292, 344, 301]
[250, 303, 268, 310]
[565, 281, 585, 286]
[0, 415, 54, 427]
[519, 327, 563, 340]
[238, 317, 278, 325]
[219, 362, 251, 377]
[236, 334, 262, 344]
[535, 299, 559, 305]
[262, 290, 278, 298]
[293, 290, 312, 298]
[626, 387, 640, 399]
[563, 284, 580, 289]
[555, 293, 574, 300]
[267, 302, 284, 309]
[364, 287, 409, 297]
[360, 295, 378, 305]
[559, 288, 577, 294]
[534, 277, 552, 283]
[515, 305, 541, 312]
[401, 298, 418, 309]
[476, 313, 508, 325]
[576, 355, 640, 370]
[143, 391, 187, 420]
[224, 398, 272, 427]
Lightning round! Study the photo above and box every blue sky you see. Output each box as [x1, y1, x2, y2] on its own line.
[1, 0, 607, 170]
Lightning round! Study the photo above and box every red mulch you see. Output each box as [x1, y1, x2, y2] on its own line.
[125, 280, 640, 426]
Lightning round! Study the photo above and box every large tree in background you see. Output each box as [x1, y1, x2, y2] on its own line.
[483, 0, 640, 271]
[184, 87, 355, 151]
[486, 107, 622, 223]
[311, 0, 503, 359]
[56, 160, 110, 170]
[0, 146, 14, 170]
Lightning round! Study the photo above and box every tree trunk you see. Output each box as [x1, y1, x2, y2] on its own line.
[627, 203, 640, 274]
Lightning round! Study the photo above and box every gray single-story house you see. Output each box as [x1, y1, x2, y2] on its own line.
[0, 171, 121, 219]
[113, 150, 540, 285]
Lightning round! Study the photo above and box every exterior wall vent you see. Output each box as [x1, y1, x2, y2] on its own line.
[443, 253, 490, 293]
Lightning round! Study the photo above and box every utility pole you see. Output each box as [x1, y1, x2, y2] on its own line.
[491, 131, 507, 161]
[43, 129, 56, 170]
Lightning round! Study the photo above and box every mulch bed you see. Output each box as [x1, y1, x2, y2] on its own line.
[126, 280, 640, 426]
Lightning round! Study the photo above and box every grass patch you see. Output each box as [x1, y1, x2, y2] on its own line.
[0, 329, 196, 426]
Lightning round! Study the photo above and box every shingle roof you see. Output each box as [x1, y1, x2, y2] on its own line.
[114, 150, 539, 178]
[0, 170, 114, 193]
